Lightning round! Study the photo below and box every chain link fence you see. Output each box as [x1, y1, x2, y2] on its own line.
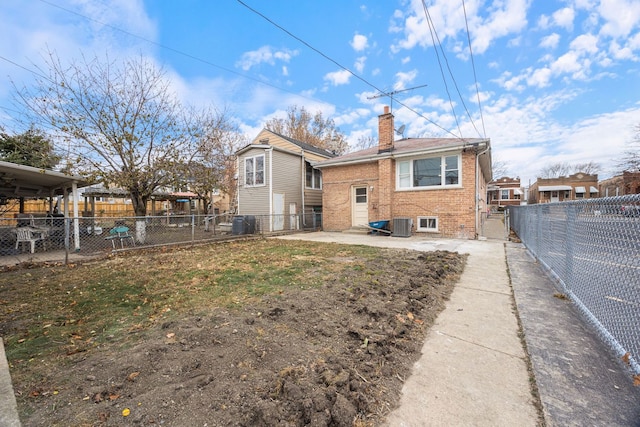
[507, 194, 640, 376]
[1, 212, 322, 265]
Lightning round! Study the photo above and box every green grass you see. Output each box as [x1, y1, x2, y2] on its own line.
[0, 239, 379, 382]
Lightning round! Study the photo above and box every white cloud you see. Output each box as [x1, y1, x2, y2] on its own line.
[350, 33, 369, 51]
[471, 0, 530, 54]
[552, 7, 575, 30]
[570, 33, 599, 54]
[324, 69, 352, 86]
[394, 69, 418, 89]
[598, 0, 640, 38]
[401, 56, 411, 64]
[540, 33, 560, 49]
[354, 56, 366, 73]
[235, 46, 298, 71]
[527, 67, 552, 87]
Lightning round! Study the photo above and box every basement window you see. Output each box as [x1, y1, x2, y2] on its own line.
[417, 216, 438, 232]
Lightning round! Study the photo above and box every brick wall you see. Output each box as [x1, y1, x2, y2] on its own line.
[322, 162, 378, 231]
[322, 151, 480, 238]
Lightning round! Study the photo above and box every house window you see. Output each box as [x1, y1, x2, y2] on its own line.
[417, 216, 438, 232]
[305, 162, 322, 189]
[501, 190, 509, 200]
[245, 154, 265, 187]
[398, 154, 460, 189]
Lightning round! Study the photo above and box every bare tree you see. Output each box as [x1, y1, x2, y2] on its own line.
[538, 162, 572, 178]
[491, 160, 510, 180]
[572, 161, 600, 175]
[12, 51, 206, 241]
[264, 105, 348, 155]
[538, 161, 600, 178]
[350, 134, 377, 152]
[618, 124, 640, 173]
[187, 108, 247, 214]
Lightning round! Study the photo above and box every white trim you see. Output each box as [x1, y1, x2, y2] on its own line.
[244, 153, 266, 187]
[575, 186, 586, 193]
[416, 216, 438, 232]
[590, 186, 599, 193]
[538, 185, 572, 191]
[396, 153, 462, 190]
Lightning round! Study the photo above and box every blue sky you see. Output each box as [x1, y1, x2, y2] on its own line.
[1, 0, 639, 186]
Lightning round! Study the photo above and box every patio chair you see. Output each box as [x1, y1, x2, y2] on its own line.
[105, 225, 135, 249]
[15, 228, 46, 254]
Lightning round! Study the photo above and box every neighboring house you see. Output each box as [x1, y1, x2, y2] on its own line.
[599, 171, 640, 197]
[316, 106, 492, 239]
[528, 172, 599, 204]
[235, 129, 336, 232]
[487, 177, 524, 211]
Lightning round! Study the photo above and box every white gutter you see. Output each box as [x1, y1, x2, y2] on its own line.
[475, 143, 491, 238]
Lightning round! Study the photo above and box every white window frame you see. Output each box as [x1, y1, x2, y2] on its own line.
[397, 154, 461, 190]
[305, 162, 322, 190]
[501, 189, 509, 200]
[244, 154, 265, 187]
[417, 216, 438, 232]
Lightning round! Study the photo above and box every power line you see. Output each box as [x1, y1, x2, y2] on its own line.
[236, 0, 467, 140]
[35, 0, 320, 104]
[463, 0, 487, 138]
[422, 0, 483, 138]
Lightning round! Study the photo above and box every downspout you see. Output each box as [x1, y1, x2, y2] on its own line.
[236, 156, 240, 214]
[300, 150, 305, 228]
[268, 147, 273, 232]
[475, 143, 490, 239]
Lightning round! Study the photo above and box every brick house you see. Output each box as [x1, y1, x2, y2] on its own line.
[315, 107, 492, 239]
[598, 171, 640, 197]
[487, 176, 524, 211]
[528, 173, 599, 204]
[235, 129, 335, 232]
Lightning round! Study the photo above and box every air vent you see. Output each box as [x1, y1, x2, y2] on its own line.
[393, 218, 412, 237]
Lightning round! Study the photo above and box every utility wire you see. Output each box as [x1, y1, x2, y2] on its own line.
[35, 0, 319, 104]
[23, 0, 474, 142]
[237, 0, 468, 140]
[421, 1, 462, 138]
[422, 0, 482, 138]
[463, 0, 487, 138]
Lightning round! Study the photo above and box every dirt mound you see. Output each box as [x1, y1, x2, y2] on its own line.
[12, 248, 465, 426]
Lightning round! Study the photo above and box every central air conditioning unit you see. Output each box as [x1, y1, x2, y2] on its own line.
[393, 217, 412, 237]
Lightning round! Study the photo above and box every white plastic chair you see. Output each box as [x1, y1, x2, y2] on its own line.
[15, 228, 45, 253]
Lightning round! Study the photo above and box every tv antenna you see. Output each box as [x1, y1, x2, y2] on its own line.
[367, 83, 428, 113]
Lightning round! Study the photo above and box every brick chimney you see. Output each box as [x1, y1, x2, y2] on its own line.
[378, 106, 394, 153]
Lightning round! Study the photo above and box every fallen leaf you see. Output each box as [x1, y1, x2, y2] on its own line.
[127, 372, 140, 382]
[395, 314, 406, 323]
[622, 352, 631, 365]
[634, 374, 640, 387]
[108, 393, 120, 401]
[122, 408, 131, 417]
[406, 312, 414, 320]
